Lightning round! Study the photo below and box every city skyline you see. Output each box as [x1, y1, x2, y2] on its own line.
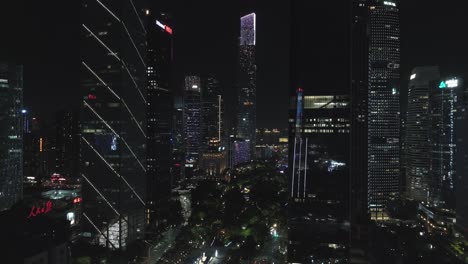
[3, 1, 467, 130]
[1, 0, 468, 263]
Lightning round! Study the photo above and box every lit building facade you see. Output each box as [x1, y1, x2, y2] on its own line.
[289, 0, 351, 262]
[80, 0, 147, 249]
[0, 62, 23, 211]
[199, 75, 225, 177]
[184, 76, 202, 175]
[146, 13, 173, 229]
[238, 13, 256, 159]
[201, 74, 223, 151]
[429, 77, 463, 209]
[367, 0, 401, 220]
[405, 67, 440, 202]
[230, 138, 251, 167]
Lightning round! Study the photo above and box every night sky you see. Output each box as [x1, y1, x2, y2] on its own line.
[0, 0, 467, 131]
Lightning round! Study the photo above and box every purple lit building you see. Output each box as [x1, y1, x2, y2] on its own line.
[237, 13, 256, 159]
[230, 138, 251, 167]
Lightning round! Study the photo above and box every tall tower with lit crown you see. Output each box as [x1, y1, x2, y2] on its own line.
[238, 13, 256, 159]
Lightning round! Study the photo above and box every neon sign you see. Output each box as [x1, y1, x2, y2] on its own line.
[164, 25, 173, 34]
[439, 81, 447, 89]
[439, 79, 459, 89]
[446, 79, 459, 88]
[156, 20, 173, 35]
[27, 201, 53, 218]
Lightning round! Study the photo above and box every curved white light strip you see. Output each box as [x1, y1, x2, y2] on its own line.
[83, 212, 117, 250]
[82, 136, 146, 206]
[122, 23, 147, 68]
[129, 0, 147, 34]
[82, 24, 120, 61]
[95, 0, 121, 22]
[82, 24, 147, 104]
[82, 61, 146, 136]
[82, 173, 120, 216]
[83, 101, 146, 172]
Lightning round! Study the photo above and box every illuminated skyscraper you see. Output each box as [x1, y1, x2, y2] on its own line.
[201, 75, 222, 151]
[289, 1, 351, 262]
[146, 13, 173, 229]
[367, 0, 401, 220]
[0, 62, 23, 211]
[80, 0, 147, 250]
[200, 75, 225, 177]
[405, 66, 440, 202]
[429, 77, 463, 209]
[184, 76, 202, 175]
[237, 13, 256, 159]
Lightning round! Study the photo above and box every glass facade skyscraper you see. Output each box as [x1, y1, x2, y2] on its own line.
[367, 0, 401, 220]
[429, 77, 463, 209]
[184, 75, 202, 174]
[146, 13, 173, 229]
[238, 13, 256, 159]
[80, 0, 147, 250]
[0, 62, 23, 212]
[405, 66, 440, 202]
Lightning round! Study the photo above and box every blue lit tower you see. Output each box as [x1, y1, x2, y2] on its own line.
[367, 0, 401, 220]
[0, 62, 23, 211]
[80, 0, 147, 250]
[237, 13, 256, 159]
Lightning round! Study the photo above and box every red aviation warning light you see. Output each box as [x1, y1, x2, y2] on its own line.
[165, 25, 173, 34]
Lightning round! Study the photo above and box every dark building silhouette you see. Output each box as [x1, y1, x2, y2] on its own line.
[146, 12, 174, 229]
[55, 110, 80, 179]
[288, 1, 351, 262]
[456, 77, 468, 237]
